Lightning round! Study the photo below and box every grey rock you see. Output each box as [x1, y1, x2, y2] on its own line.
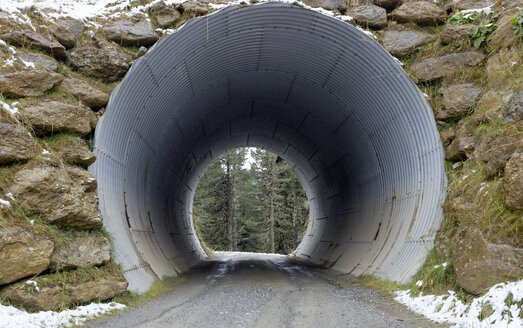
[301, 0, 347, 11]
[439, 126, 455, 146]
[503, 91, 522, 123]
[48, 18, 85, 49]
[453, 227, 523, 294]
[390, 1, 446, 25]
[67, 43, 133, 82]
[436, 82, 482, 120]
[9, 165, 103, 230]
[504, 152, 523, 211]
[19, 100, 97, 136]
[350, 5, 387, 29]
[489, 14, 520, 51]
[61, 76, 110, 109]
[50, 234, 111, 271]
[440, 23, 473, 44]
[0, 30, 66, 58]
[104, 17, 159, 47]
[148, 1, 181, 28]
[444, 0, 495, 11]
[18, 51, 59, 71]
[410, 51, 485, 82]
[381, 29, 436, 57]
[0, 123, 37, 164]
[445, 119, 479, 161]
[0, 226, 54, 285]
[445, 136, 478, 161]
[480, 130, 520, 178]
[51, 136, 96, 168]
[371, 0, 401, 9]
[180, 1, 210, 15]
[0, 69, 63, 97]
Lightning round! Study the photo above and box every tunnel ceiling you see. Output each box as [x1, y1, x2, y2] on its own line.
[90, 2, 447, 293]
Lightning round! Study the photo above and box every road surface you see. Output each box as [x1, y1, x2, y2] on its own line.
[87, 253, 444, 328]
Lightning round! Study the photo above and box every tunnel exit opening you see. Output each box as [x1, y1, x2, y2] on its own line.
[192, 147, 310, 256]
[90, 2, 446, 293]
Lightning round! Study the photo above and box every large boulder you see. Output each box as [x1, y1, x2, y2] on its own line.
[0, 226, 54, 285]
[104, 17, 159, 47]
[381, 29, 436, 57]
[0, 270, 128, 311]
[50, 136, 96, 168]
[410, 51, 485, 82]
[180, 1, 210, 15]
[452, 227, 523, 294]
[49, 234, 111, 271]
[17, 51, 59, 71]
[474, 90, 513, 123]
[301, 0, 346, 11]
[371, 0, 401, 10]
[350, 5, 387, 29]
[479, 127, 520, 178]
[444, 196, 474, 220]
[504, 152, 523, 211]
[488, 14, 520, 51]
[9, 165, 103, 230]
[67, 43, 133, 82]
[48, 18, 85, 49]
[61, 76, 110, 109]
[440, 23, 473, 44]
[0, 30, 66, 59]
[445, 119, 479, 161]
[503, 91, 522, 123]
[148, 1, 181, 28]
[435, 82, 482, 120]
[390, 1, 446, 25]
[0, 69, 63, 97]
[19, 100, 97, 136]
[444, 0, 495, 11]
[0, 123, 37, 164]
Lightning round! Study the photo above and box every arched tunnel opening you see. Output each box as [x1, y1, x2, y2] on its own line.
[90, 2, 446, 293]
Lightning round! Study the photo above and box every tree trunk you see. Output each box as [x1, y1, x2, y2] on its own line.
[226, 158, 233, 251]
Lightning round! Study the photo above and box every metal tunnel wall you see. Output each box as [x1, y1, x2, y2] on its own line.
[90, 2, 447, 293]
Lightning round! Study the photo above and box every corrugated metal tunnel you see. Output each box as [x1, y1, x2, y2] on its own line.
[90, 2, 447, 293]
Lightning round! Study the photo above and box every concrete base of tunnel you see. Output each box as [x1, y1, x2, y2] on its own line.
[90, 2, 447, 293]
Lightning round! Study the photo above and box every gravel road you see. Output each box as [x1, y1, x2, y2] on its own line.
[87, 253, 444, 328]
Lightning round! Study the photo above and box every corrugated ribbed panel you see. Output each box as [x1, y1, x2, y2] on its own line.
[91, 2, 446, 292]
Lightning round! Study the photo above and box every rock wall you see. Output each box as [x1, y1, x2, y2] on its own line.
[0, 0, 521, 310]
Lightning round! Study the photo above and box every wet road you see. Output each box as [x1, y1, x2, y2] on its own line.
[88, 253, 444, 328]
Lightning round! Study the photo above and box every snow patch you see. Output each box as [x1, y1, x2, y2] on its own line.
[0, 198, 11, 208]
[26, 280, 40, 293]
[461, 6, 493, 16]
[395, 279, 523, 328]
[0, 302, 126, 328]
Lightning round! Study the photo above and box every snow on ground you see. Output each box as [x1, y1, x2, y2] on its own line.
[395, 279, 523, 328]
[0, 302, 126, 328]
[214, 251, 287, 259]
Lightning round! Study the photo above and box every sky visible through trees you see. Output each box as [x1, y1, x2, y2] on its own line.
[193, 148, 309, 254]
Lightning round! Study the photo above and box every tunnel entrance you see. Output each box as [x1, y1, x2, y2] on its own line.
[90, 2, 446, 293]
[193, 147, 310, 255]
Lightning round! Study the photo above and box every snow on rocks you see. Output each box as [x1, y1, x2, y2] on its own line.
[395, 279, 523, 328]
[0, 302, 126, 328]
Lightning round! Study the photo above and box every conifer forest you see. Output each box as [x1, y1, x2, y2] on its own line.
[193, 148, 310, 254]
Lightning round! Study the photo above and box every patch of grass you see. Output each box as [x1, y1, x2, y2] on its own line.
[112, 274, 187, 307]
[31, 260, 123, 289]
[446, 162, 522, 247]
[358, 274, 404, 298]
